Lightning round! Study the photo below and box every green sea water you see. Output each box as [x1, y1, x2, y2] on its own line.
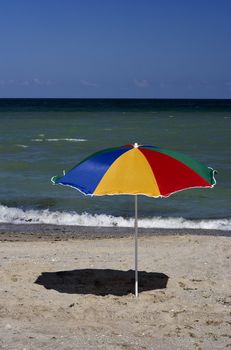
[0, 98, 230, 229]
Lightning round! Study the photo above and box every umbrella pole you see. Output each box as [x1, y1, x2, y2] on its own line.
[134, 195, 138, 297]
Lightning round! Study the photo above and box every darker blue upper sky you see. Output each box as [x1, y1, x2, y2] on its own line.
[0, 0, 230, 98]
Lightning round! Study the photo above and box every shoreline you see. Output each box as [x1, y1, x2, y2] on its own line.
[0, 222, 230, 241]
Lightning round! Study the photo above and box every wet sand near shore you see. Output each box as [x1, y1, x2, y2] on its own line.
[0, 223, 230, 241]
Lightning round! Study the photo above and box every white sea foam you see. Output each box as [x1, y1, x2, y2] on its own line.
[46, 138, 87, 142]
[31, 138, 43, 142]
[0, 205, 230, 231]
[16, 144, 29, 148]
[31, 138, 87, 142]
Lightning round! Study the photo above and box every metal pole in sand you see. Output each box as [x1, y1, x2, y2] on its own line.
[134, 194, 138, 297]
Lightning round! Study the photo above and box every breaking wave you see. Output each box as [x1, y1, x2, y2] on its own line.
[0, 205, 230, 231]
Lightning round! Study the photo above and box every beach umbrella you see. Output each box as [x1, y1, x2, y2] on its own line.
[51, 143, 216, 297]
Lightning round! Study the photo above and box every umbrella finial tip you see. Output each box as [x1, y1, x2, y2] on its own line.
[134, 142, 139, 148]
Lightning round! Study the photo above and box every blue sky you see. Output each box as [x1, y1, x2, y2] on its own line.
[0, 0, 230, 98]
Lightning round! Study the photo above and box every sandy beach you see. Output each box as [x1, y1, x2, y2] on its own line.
[0, 229, 230, 350]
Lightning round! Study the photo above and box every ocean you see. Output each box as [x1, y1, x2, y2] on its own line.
[0, 98, 230, 231]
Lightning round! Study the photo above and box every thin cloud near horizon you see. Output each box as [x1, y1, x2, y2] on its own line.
[80, 80, 100, 88]
[133, 79, 150, 88]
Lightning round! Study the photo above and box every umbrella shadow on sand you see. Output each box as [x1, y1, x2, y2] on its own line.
[35, 269, 169, 296]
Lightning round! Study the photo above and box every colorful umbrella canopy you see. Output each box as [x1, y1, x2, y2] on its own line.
[51, 143, 216, 297]
[52, 143, 216, 197]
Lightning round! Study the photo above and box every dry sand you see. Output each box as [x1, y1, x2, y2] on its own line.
[0, 232, 230, 349]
